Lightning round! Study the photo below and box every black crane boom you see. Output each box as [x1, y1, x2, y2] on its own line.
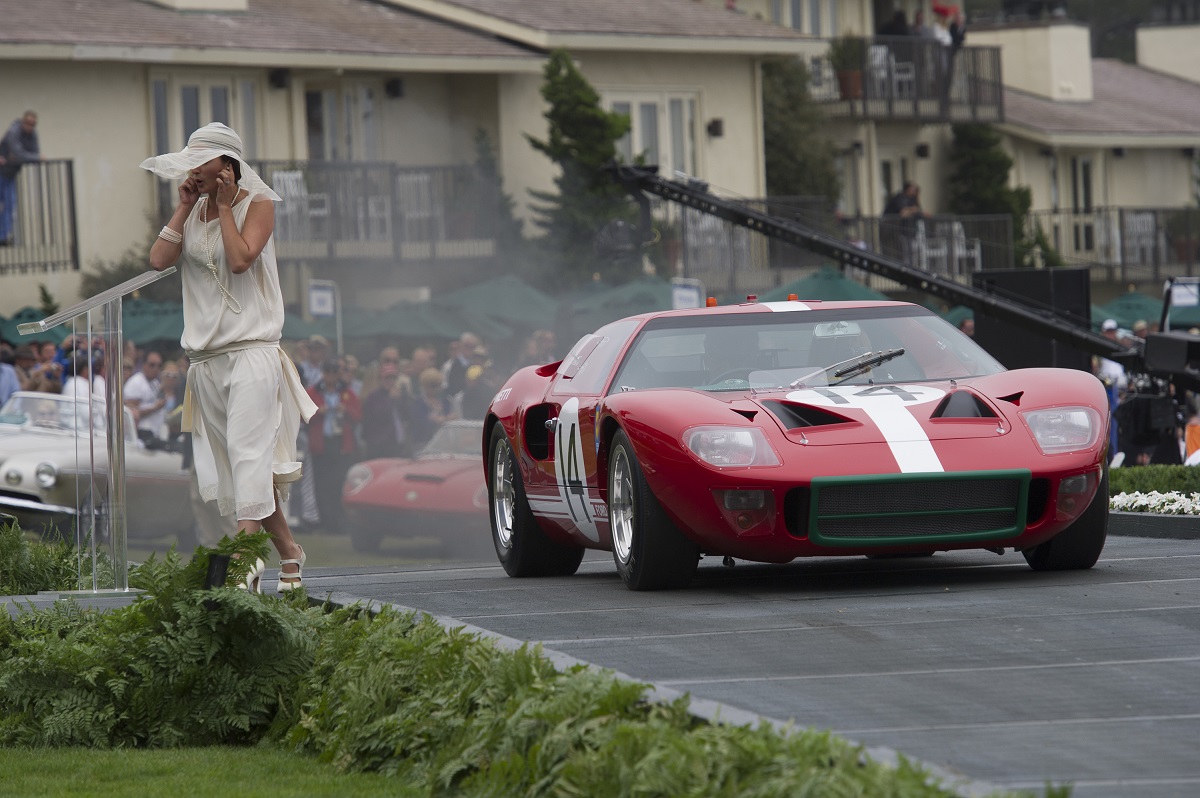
[613, 165, 1142, 369]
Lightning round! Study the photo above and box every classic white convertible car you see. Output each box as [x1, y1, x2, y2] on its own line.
[0, 391, 194, 544]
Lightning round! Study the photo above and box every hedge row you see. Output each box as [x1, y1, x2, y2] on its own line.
[1109, 464, 1200, 497]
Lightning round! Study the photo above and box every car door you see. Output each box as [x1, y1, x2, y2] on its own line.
[536, 319, 640, 546]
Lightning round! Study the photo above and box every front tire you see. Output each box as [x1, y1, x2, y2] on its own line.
[1023, 470, 1109, 571]
[489, 424, 583, 577]
[608, 430, 699, 591]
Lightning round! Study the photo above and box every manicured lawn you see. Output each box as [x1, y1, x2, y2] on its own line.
[0, 746, 414, 798]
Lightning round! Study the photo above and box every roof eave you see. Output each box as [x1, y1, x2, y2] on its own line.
[375, 0, 807, 54]
[0, 42, 544, 72]
[997, 122, 1200, 149]
[547, 33, 810, 55]
[375, 0, 550, 47]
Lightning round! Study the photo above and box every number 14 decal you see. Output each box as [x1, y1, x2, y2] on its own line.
[813, 385, 925, 403]
[554, 397, 599, 541]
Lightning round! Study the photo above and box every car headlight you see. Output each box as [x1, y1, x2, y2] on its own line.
[35, 462, 58, 488]
[344, 463, 373, 495]
[4, 468, 20, 486]
[684, 426, 780, 467]
[1020, 407, 1102, 454]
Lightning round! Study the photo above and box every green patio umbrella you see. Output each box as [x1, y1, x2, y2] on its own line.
[941, 305, 974, 328]
[430, 274, 558, 331]
[1097, 291, 1163, 330]
[350, 302, 510, 342]
[282, 314, 339, 341]
[757, 268, 889, 302]
[2, 306, 66, 345]
[120, 299, 184, 344]
[560, 276, 674, 339]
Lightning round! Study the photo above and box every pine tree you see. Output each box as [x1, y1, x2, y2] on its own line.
[946, 123, 1061, 267]
[37, 284, 59, 316]
[762, 58, 839, 204]
[526, 50, 635, 288]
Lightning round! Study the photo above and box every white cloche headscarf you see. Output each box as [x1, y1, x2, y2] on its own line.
[140, 122, 281, 202]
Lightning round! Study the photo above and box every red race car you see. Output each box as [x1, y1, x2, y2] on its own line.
[343, 420, 489, 555]
[485, 299, 1111, 590]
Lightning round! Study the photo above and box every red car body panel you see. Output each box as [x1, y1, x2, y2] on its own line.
[484, 302, 1110, 564]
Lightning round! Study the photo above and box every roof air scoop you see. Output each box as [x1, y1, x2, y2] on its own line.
[997, 391, 1024, 406]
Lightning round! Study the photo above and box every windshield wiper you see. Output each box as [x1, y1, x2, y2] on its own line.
[789, 348, 906, 388]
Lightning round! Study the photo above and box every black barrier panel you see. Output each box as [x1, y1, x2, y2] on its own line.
[971, 268, 1092, 371]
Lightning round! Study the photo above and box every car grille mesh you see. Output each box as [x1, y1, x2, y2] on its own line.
[795, 474, 1027, 543]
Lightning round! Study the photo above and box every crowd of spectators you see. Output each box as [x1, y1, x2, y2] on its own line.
[0, 325, 563, 537]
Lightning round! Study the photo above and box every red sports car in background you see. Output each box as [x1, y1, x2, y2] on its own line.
[342, 420, 488, 556]
[484, 299, 1111, 590]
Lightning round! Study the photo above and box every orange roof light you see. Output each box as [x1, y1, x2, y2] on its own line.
[788, 293, 798, 301]
[706, 296, 718, 307]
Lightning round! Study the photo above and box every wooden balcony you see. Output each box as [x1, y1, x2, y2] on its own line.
[810, 37, 1004, 124]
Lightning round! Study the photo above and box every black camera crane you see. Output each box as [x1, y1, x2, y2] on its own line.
[611, 164, 1148, 370]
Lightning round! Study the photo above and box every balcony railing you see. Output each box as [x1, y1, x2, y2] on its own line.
[652, 194, 1013, 298]
[0, 159, 79, 276]
[809, 37, 1004, 123]
[1028, 207, 1200, 283]
[158, 162, 502, 264]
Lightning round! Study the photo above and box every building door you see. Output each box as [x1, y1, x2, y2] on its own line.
[305, 83, 381, 162]
[1071, 155, 1095, 252]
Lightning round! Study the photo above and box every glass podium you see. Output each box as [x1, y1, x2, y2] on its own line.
[18, 267, 177, 592]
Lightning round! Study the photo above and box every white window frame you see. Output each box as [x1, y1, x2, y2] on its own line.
[304, 80, 383, 162]
[148, 69, 262, 154]
[604, 90, 701, 179]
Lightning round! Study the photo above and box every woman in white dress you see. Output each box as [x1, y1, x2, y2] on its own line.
[143, 122, 316, 592]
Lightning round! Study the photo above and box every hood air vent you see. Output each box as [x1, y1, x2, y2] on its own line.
[764, 400, 853, 429]
[931, 391, 998, 419]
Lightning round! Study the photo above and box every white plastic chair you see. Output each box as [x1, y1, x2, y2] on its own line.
[950, 221, 982, 275]
[912, 219, 950, 274]
[395, 172, 444, 242]
[868, 45, 916, 99]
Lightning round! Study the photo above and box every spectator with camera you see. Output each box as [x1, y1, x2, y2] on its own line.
[305, 357, 361, 535]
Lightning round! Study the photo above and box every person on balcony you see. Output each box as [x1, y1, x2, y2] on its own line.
[882, 181, 931, 266]
[878, 9, 909, 36]
[0, 111, 43, 246]
[142, 121, 317, 593]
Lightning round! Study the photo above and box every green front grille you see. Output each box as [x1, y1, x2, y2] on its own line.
[806, 470, 1031, 547]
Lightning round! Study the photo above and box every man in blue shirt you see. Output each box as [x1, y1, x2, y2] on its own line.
[0, 111, 42, 245]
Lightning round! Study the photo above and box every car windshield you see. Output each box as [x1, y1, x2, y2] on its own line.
[0, 394, 106, 434]
[420, 422, 483, 458]
[610, 306, 1005, 393]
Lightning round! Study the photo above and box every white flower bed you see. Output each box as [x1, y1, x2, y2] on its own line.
[1110, 491, 1200, 515]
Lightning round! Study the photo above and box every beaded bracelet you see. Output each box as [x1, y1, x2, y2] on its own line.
[158, 226, 182, 244]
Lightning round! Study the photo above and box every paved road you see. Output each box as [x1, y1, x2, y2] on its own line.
[311, 535, 1200, 798]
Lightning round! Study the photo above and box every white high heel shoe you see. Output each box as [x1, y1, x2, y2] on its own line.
[241, 558, 267, 594]
[277, 546, 306, 592]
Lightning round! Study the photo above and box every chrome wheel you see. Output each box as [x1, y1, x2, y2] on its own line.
[610, 445, 634, 565]
[491, 435, 516, 550]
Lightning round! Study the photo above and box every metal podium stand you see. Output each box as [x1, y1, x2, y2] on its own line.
[18, 267, 177, 592]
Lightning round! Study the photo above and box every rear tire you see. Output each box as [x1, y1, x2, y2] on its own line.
[1023, 470, 1109, 571]
[608, 430, 699, 590]
[489, 424, 583, 577]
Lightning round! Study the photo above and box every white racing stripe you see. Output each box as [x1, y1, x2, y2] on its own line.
[786, 385, 945, 473]
[761, 301, 811, 312]
[857, 401, 944, 473]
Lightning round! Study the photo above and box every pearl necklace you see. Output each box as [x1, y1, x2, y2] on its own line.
[200, 195, 243, 314]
